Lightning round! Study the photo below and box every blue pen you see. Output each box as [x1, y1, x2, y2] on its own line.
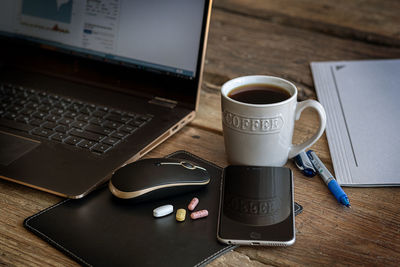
[306, 150, 351, 208]
[293, 151, 317, 177]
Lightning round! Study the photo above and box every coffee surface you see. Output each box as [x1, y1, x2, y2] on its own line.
[228, 83, 291, 104]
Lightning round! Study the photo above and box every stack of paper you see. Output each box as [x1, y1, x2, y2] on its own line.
[311, 59, 400, 186]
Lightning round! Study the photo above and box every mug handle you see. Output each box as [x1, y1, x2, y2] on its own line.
[288, 100, 327, 159]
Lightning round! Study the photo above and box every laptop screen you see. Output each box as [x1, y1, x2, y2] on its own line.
[0, 0, 206, 79]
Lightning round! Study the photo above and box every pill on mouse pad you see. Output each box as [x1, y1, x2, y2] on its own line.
[190, 210, 208, 220]
[176, 209, 186, 222]
[188, 197, 199, 211]
[153, 205, 173, 218]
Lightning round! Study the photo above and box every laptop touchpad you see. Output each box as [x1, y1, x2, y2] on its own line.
[0, 132, 40, 166]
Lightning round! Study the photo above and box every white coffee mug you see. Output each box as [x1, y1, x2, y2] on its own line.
[221, 75, 326, 166]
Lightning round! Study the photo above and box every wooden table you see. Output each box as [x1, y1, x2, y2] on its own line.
[1, 0, 400, 265]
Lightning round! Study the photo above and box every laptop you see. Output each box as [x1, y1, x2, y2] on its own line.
[0, 0, 212, 198]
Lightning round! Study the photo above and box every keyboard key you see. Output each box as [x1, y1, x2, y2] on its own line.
[71, 121, 87, 129]
[29, 119, 45, 127]
[55, 125, 69, 133]
[92, 110, 107, 118]
[111, 131, 129, 139]
[0, 118, 35, 132]
[64, 111, 78, 119]
[9, 106, 23, 113]
[129, 120, 145, 127]
[85, 124, 114, 135]
[38, 105, 51, 112]
[28, 96, 41, 103]
[80, 108, 94, 115]
[91, 143, 111, 154]
[68, 103, 82, 112]
[49, 94, 60, 100]
[16, 115, 30, 124]
[42, 122, 57, 130]
[1, 103, 10, 110]
[14, 99, 28, 107]
[110, 109, 124, 115]
[102, 137, 120, 146]
[20, 108, 35, 116]
[51, 133, 68, 142]
[138, 114, 153, 122]
[46, 115, 61, 122]
[58, 117, 74, 126]
[78, 140, 96, 149]
[32, 111, 47, 119]
[70, 128, 105, 142]
[105, 114, 130, 123]
[97, 106, 109, 112]
[119, 125, 137, 133]
[26, 102, 39, 109]
[76, 114, 91, 122]
[50, 108, 66, 116]
[41, 98, 53, 105]
[65, 136, 83, 145]
[53, 101, 70, 109]
[89, 117, 103, 125]
[4, 112, 18, 120]
[32, 128, 54, 138]
[103, 120, 122, 130]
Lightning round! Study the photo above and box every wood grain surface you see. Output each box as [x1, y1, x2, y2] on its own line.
[1, 0, 400, 266]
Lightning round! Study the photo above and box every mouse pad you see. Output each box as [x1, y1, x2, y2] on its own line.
[24, 151, 302, 267]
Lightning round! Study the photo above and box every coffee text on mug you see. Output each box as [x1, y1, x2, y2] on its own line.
[223, 110, 284, 134]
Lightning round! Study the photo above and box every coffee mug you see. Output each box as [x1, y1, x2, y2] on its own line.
[221, 75, 326, 166]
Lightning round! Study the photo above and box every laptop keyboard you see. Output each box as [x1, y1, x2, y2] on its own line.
[0, 83, 153, 154]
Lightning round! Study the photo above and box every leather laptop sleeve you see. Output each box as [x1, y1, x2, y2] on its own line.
[24, 151, 302, 266]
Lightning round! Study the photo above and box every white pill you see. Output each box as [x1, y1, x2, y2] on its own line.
[153, 205, 174, 218]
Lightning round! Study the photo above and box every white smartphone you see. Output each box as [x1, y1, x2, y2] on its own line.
[217, 165, 295, 246]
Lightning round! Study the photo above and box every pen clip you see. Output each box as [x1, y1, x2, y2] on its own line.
[294, 151, 316, 177]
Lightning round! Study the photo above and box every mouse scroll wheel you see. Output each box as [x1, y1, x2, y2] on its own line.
[181, 161, 196, 169]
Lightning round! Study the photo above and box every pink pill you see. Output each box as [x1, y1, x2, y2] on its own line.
[190, 210, 208, 220]
[188, 197, 199, 211]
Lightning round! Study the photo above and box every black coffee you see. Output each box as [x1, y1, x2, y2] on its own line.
[228, 83, 291, 104]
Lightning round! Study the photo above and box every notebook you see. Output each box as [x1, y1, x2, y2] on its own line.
[311, 59, 400, 186]
[24, 151, 303, 266]
[0, 0, 213, 198]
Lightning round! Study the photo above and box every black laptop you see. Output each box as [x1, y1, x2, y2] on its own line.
[0, 0, 212, 198]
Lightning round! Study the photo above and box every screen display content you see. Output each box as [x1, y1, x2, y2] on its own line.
[0, 0, 205, 78]
[218, 166, 295, 245]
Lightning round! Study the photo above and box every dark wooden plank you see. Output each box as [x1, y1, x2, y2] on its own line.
[203, 8, 400, 88]
[213, 0, 400, 47]
[0, 181, 77, 266]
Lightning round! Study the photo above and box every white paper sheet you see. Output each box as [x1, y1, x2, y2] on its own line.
[311, 59, 400, 186]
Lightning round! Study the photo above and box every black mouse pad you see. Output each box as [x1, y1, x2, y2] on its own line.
[24, 151, 302, 266]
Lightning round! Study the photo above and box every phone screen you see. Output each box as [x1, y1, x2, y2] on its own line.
[217, 166, 295, 246]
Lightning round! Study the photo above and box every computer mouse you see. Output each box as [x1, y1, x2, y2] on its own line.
[109, 158, 210, 201]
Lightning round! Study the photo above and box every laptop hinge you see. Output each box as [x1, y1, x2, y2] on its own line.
[149, 97, 178, 109]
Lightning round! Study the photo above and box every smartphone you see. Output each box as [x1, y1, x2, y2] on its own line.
[217, 165, 295, 246]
